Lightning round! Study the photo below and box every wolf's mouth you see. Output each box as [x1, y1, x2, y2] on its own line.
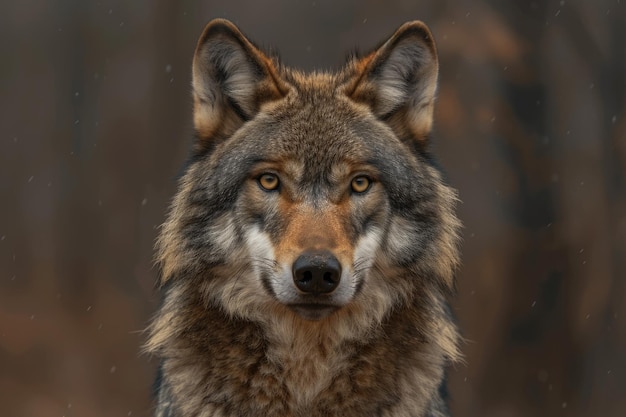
[287, 303, 339, 321]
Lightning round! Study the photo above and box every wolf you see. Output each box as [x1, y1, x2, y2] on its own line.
[146, 18, 462, 417]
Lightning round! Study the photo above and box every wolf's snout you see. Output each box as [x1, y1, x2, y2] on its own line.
[292, 251, 341, 294]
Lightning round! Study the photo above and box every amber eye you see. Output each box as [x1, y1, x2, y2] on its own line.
[351, 176, 371, 194]
[258, 173, 280, 191]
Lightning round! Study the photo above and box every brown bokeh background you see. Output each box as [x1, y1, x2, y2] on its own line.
[1, 0, 624, 416]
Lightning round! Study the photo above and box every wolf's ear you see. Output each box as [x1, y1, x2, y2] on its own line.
[192, 19, 288, 147]
[344, 21, 438, 142]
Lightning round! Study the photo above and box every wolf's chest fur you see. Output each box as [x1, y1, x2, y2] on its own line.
[268, 330, 341, 408]
[157, 303, 450, 417]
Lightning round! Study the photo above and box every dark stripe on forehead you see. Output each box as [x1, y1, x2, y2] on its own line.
[188, 151, 266, 215]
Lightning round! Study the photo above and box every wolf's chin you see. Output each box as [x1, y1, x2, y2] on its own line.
[287, 304, 340, 321]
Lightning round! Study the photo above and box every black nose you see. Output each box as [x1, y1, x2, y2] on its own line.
[292, 251, 341, 294]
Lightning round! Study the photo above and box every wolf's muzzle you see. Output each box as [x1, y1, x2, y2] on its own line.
[292, 250, 341, 294]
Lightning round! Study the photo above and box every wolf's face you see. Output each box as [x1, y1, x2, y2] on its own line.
[157, 20, 459, 325]
[222, 91, 398, 320]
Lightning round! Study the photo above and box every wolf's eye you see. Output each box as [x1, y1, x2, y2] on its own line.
[351, 176, 371, 194]
[258, 173, 280, 191]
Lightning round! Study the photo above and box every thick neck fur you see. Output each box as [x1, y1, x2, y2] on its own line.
[149, 282, 457, 417]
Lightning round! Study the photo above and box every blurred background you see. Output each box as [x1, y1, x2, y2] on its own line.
[1, 0, 624, 416]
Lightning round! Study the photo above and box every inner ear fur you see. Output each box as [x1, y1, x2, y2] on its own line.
[344, 21, 439, 142]
[192, 19, 288, 149]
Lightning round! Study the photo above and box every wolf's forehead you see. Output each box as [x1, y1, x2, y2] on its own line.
[275, 157, 356, 183]
[267, 117, 373, 172]
[237, 73, 402, 177]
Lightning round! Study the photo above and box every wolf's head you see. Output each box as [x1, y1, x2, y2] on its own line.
[156, 20, 460, 327]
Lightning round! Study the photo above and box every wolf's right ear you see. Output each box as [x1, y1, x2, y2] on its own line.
[192, 19, 289, 148]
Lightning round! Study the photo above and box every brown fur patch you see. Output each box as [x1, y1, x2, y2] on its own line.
[274, 204, 354, 269]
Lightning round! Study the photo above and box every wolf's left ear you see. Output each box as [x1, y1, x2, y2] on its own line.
[192, 19, 289, 147]
[344, 21, 438, 142]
